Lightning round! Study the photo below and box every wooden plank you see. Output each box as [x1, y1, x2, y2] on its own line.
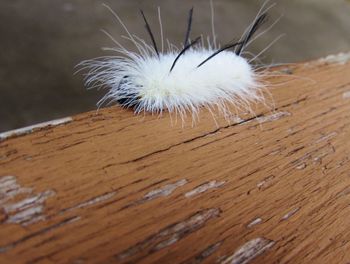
[1, 53, 350, 263]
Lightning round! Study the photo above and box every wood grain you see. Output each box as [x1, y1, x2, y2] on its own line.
[1, 53, 350, 263]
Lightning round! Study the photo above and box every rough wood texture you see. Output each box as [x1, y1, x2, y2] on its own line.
[1, 53, 350, 263]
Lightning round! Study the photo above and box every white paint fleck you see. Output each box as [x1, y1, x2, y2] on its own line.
[117, 208, 221, 260]
[221, 237, 275, 264]
[0, 117, 72, 141]
[247, 218, 263, 228]
[257, 175, 275, 190]
[0, 176, 32, 205]
[313, 148, 334, 164]
[0, 175, 17, 187]
[154, 209, 221, 247]
[315, 132, 338, 144]
[6, 206, 44, 225]
[61, 192, 117, 213]
[292, 144, 335, 169]
[185, 180, 225, 198]
[257, 112, 291, 124]
[3, 190, 55, 213]
[296, 163, 307, 170]
[144, 179, 188, 201]
[343, 91, 350, 99]
[154, 236, 179, 251]
[319, 52, 350, 65]
[231, 116, 245, 123]
[281, 208, 300, 221]
[313, 157, 321, 164]
[0, 175, 56, 226]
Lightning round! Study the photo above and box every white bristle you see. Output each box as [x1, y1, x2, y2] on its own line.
[79, 2, 273, 123]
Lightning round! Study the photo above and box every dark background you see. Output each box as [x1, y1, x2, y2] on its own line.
[1, 0, 350, 132]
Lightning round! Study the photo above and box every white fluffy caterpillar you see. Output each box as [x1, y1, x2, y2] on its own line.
[79, 2, 274, 122]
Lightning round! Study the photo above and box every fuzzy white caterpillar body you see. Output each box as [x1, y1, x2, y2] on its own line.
[80, 2, 272, 121]
[138, 50, 256, 112]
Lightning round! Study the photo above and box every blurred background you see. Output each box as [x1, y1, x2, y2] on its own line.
[1, 0, 350, 132]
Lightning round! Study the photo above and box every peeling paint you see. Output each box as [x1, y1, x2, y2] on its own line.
[257, 112, 291, 124]
[221, 237, 275, 264]
[3, 190, 55, 213]
[6, 206, 44, 225]
[153, 208, 221, 251]
[185, 180, 225, 198]
[120, 179, 188, 211]
[116, 208, 221, 260]
[0, 175, 55, 226]
[319, 52, 350, 65]
[0, 117, 73, 141]
[281, 208, 300, 221]
[0, 176, 32, 205]
[143, 179, 188, 201]
[61, 192, 117, 213]
[247, 218, 263, 228]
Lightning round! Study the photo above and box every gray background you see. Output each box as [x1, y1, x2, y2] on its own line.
[1, 0, 350, 132]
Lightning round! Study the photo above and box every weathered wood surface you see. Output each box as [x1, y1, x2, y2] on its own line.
[1, 53, 350, 264]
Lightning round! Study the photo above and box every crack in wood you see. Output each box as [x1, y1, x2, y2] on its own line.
[115, 208, 221, 261]
[0, 216, 81, 253]
[220, 237, 275, 264]
[118, 113, 270, 165]
[183, 241, 223, 264]
[116, 100, 303, 166]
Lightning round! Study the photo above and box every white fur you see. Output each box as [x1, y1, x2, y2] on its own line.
[79, 4, 270, 122]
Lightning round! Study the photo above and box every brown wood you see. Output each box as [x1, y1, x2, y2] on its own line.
[1, 53, 350, 264]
